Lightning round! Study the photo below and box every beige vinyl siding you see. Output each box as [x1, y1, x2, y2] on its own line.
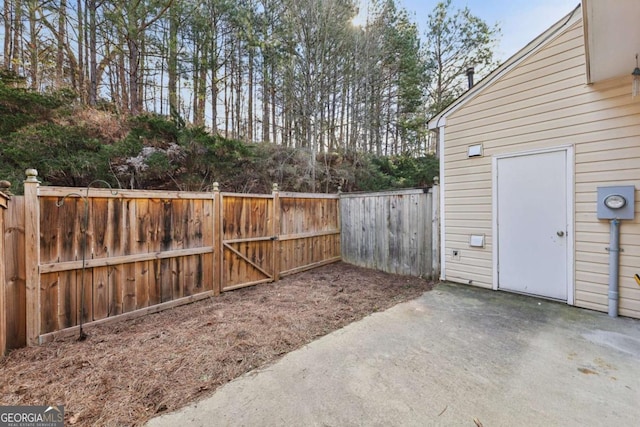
[442, 19, 640, 318]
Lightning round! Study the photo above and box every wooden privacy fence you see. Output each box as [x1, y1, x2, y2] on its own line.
[340, 187, 440, 279]
[1, 171, 340, 352]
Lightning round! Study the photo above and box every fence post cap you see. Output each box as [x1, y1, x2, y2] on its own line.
[433, 176, 440, 185]
[272, 183, 279, 192]
[337, 185, 342, 194]
[212, 182, 220, 192]
[25, 169, 39, 182]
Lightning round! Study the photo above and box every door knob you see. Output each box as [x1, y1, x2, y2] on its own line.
[557, 231, 565, 237]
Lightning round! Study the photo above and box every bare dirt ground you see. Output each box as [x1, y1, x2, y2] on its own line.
[0, 262, 432, 426]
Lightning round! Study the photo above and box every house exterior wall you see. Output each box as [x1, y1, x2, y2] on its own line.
[442, 19, 640, 319]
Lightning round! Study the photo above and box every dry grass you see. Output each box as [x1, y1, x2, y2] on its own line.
[60, 107, 129, 144]
[0, 262, 432, 426]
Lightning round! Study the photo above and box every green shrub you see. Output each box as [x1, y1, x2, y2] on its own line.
[0, 123, 111, 192]
[0, 70, 73, 135]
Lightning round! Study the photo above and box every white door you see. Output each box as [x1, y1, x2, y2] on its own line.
[496, 150, 568, 300]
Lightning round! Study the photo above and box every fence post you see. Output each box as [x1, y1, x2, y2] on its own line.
[213, 182, 222, 295]
[24, 169, 41, 346]
[336, 186, 342, 261]
[0, 183, 8, 355]
[272, 183, 280, 282]
[431, 177, 441, 281]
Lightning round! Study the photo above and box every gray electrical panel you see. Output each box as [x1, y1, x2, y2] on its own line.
[597, 185, 635, 220]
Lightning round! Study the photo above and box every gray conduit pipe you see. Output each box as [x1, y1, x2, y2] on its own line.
[608, 219, 620, 317]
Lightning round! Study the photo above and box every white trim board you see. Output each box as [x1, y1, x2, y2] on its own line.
[439, 126, 446, 281]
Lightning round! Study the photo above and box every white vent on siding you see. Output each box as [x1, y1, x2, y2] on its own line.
[469, 234, 485, 248]
[468, 144, 483, 157]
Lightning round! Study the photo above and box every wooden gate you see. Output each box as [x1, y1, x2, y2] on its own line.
[221, 193, 278, 291]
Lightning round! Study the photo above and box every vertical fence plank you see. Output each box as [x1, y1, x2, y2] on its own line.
[172, 256, 183, 300]
[159, 258, 172, 304]
[272, 184, 280, 282]
[40, 197, 59, 333]
[135, 199, 150, 307]
[184, 200, 193, 295]
[24, 170, 41, 345]
[79, 267, 93, 325]
[92, 267, 109, 321]
[169, 199, 184, 299]
[237, 198, 247, 282]
[149, 259, 161, 304]
[0, 219, 4, 354]
[107, 198, 124, 315]
[431, 184, 440, 280]
[123, 199, 137, 313]
[147, 198, 162, 305]
[135, 261, 149, 309]
[0, 194, 7, 355]
[39, 273, 58, 333]
[187, 199, 202, 294]
[202, 194, 214, 293]
[90, 198, 109, 321]
[57, 197, 77, 327]
[213, 185, 221, 295]
[5, 197, 25, 349]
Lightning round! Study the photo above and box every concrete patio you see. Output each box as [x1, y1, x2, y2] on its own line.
[149, 283, 640, 426]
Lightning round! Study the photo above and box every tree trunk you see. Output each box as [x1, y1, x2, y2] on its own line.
[224, 33, 229, 137]
[168, 1, 178, 117]
[3, 0, 11, 69]
[192, 41, 200, 124]
[118, 35, 129, 114]
[247, 47, 253, 142]
[196, 41, 207, 126]
[128, 36, 140, 114]
[56, 0, 67, 88]
[209, 6, 219, 133]
[271, 60, 276, 144]
[339, 68, 347, 150]
[88, 0, 97, 105]
[27, 0, 38, 90]
[262, 56, 269, 143]
[12, 0, 22, 74]
[235, 42, 242, 138]
[76, 0, 84, 100]
[139, 34, 146, 110]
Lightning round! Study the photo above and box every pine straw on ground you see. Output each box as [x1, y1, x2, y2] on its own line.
[0, 262, 433, 426]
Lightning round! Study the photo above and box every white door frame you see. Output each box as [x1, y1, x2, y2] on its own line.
[491, 145, 574, 305]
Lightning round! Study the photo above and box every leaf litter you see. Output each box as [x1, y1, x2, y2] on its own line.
[0, 262, 432, 426]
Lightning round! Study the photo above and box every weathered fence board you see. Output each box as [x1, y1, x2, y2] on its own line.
[340, 188, 438, 278]
[1, 176, 341, 351]
[0, 193, 9, 355]
[4, 195, 26, 350]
